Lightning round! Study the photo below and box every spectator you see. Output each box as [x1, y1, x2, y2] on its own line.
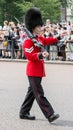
[66, 30, 73, 60]
[57, 27, 67, 61]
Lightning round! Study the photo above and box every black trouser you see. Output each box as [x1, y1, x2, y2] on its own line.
[20, 76, 54, 119]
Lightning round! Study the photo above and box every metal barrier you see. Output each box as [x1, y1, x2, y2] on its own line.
[0, 41, 73, 61]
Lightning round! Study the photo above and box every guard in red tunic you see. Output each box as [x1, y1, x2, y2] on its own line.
[19, 7, 60, 122]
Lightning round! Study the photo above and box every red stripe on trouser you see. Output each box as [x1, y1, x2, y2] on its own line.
[32, 78, 51, 117]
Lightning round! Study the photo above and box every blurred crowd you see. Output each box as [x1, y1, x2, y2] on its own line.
[0, 19, 73, 61]
[0, 20, 27, 59]
[42, 19, 73, 61]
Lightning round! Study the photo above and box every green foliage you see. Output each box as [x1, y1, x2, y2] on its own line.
[13, 1, 34, 23]
[58, 0, 68, 7]
[31, 0, 61, 23]
[0, 0, 61, 25]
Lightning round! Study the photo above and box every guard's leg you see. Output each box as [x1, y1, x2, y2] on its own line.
[28, 76, 54, 119]
[20, 86, 35, 115]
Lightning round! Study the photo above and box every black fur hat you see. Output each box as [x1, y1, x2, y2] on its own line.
[25, 7, 43, 32]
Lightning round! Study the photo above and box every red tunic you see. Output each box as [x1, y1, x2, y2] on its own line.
[23, 35, 58, 77]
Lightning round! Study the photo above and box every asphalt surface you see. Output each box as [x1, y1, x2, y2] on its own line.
[0, 60, 73, 130]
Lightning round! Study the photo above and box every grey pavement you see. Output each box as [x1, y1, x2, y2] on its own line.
[0, 60, 73, 130]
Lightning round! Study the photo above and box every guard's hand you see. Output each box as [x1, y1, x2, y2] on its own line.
[42, 51, 49, 58]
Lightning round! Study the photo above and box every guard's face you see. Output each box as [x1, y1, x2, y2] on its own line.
[33, 25, 42, 35]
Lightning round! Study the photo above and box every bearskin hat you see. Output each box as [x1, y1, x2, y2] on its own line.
[25, 7, 43, 32]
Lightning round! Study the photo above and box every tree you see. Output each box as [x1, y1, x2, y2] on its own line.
[31, 0, 61, 23]
[58, 0, 68, 7]
[0, 0, 61, 25]
[0, 0, 34, 24]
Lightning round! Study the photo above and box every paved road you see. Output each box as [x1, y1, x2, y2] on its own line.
[0, 61, 73, 130]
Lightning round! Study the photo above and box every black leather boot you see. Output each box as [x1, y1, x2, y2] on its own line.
[48, 113, 60, 123]
[20, 113, 35, 120]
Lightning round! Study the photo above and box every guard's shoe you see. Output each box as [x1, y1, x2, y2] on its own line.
[20, 113, 35, 120]
[48, 113, 60, 123]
